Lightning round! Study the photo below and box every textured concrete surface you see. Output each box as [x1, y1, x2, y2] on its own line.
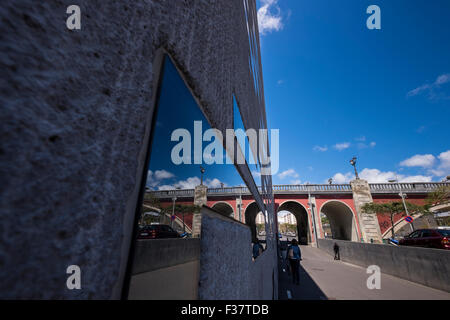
[318, 239, 450, 292]
[0, 0, 270, 299]
[129, 260, 199, 300]
[131, 238, 200, 275]
[198, 207, 276, 300]
[279, 246, 450, 300]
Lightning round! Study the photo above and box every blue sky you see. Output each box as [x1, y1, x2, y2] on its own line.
[258, 0, 450, 185]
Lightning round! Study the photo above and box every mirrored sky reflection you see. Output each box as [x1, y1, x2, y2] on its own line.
[146, 56, 257, 190]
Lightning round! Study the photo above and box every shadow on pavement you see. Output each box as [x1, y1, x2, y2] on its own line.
[278, 259, 327, 300]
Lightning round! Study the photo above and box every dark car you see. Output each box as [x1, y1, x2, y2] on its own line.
[137, 224, 181, 239]
[399, 228, 450, 250]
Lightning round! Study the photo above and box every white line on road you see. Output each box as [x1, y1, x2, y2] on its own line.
[287, 290, 292, 300]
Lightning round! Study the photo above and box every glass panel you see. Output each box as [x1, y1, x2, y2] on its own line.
[233, 96, 260, 185]
[128, 55, 266, 299]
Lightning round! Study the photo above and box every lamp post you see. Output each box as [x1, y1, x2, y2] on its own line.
[238, 187, 242, 222]
[172, 196, 177, 229]
[350, 157, 359, 179]
[388, 179, 414, 232]
[200, 166, 205, 185]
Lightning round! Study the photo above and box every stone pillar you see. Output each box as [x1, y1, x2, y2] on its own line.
[192, 185, 208, 238]
[350, 179, 382, 243]
[310, 196, 322, 241]
[236, 197, 243, 222]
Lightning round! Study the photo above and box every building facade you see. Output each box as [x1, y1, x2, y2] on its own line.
[0, 0, 276, 299]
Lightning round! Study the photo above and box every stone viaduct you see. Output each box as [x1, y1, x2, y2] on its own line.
[151, 180, 449, 244]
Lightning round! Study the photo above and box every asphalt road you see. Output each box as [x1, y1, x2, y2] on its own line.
[278, 246, 450, 300]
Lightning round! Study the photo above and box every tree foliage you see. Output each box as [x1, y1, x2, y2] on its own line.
[362, 201, 429, 239]
[426, 185, 450, 207]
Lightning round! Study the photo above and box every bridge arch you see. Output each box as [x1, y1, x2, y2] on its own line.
[244, 201, 263, 242]
[319, 200, 358, 241]
[277, 200, 310, 245]
[211, 201, 234, 218]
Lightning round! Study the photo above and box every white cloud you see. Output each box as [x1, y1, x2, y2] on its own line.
[331, 172, 353, 184]
[330, 168, 433, 184]
[436, 74, 450, 85]
[400, 154, 435, 168]
[370, 142, 376, 147]
[154, 169, 175, 180]
[291, 179, 301, 185]
[313, 145, 328, 152]
[407, 84, 431, 97]
[257, 0, 283, 35]
[158, 176, 228, 190]
[438, 150, 450, 168]
[146, 169, 176, 188]
[430, 150, 450, 177]
[333, 142, 350, 151]
[278, 168, 299, 179]
[360, 168, 433, 183]
[398, 175, 433, 183]
[407, 73, 450, 99]
[359, 168, 397, 183]
[355, 136, 366, 142]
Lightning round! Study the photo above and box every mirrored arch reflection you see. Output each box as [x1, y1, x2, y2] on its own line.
[127, 55, 267, 299]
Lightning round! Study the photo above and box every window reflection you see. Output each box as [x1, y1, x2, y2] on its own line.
[127, 55, 268, 299]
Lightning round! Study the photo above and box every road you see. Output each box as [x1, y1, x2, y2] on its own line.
[278, 246, 450, 300]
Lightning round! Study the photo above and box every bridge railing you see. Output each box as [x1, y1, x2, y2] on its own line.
[369, 182, 449, 193]
[272, 184, 353, 192]
[148, 182, 450, 198]
[150, 189, 195, 198]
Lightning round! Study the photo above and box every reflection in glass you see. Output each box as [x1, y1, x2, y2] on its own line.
[128, 55, 268, 299]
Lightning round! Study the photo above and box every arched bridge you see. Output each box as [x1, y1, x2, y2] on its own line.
[149, 182, 449, 244]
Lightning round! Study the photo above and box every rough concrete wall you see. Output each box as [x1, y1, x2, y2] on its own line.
[318, 239, 450, 292]
[131, 239, 200, 275]
[199, 208, 275, 300]
[0, 0, 267, 299]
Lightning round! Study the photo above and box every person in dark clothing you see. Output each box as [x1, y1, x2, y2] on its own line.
[287, 239, 301, 285]
[252, 239, 263, 259]
[333, 242, 340, 260]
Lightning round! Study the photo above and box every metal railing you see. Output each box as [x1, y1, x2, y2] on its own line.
[149, 182, 449, 198]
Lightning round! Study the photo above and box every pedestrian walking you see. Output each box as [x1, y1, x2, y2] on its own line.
[333, 242, 340, 260]
[252, 239, 264, 260]
[287, 239, 301, 285]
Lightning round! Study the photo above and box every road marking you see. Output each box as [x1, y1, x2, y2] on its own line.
[286, 290, 292, 300]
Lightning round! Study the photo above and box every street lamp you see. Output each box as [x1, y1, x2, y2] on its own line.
[388, 179, 414, 232]
[350, 157, 359, 179]
[200, 166, 205, 185]
[172, 196, 177, 229]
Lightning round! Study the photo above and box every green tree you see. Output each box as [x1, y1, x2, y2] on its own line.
[426, 185, 450, 207]
[362, 201, 428, 239]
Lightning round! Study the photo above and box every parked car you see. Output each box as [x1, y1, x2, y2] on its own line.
[399, 228, 450, 250]
[137, 224, 181, 239]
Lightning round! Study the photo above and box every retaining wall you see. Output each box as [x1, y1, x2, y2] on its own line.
[318, 239, 450, 292]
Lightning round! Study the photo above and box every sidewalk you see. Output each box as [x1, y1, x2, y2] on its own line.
[278, 246, 450, 300]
